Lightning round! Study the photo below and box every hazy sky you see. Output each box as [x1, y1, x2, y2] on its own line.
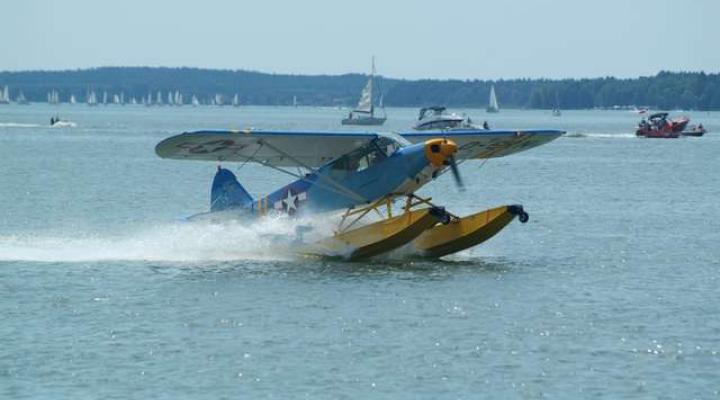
[2, 0, 718, 80]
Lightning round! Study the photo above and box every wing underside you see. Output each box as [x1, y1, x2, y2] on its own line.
[155, 130, 379, 168]
[399, 129, 563, 159]
[156, 128, 563, 167]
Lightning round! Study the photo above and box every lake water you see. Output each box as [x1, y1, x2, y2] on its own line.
[1, 105, 719, 399]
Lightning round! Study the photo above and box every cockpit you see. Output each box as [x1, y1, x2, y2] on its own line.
[329, 135, 404, 173]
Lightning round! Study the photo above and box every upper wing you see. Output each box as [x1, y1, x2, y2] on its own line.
[399, 128, 563, 160]
[155, 129, 379, 168]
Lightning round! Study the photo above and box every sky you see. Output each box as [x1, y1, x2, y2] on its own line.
[2, 0, 718, 80]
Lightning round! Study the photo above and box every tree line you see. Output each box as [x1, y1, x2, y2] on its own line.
[0, 67, 718, 110]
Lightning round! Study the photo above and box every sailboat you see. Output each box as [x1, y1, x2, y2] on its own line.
[69, 94, 76, 105]
[342, 57, 386, 126]
[86, 90, 98, 106]
[47, 90, 60, 104]
[0, 86, 9, 104]
[486, 85, 499, 113]
[191, 95, 199, 107]
[232, 94, 240, 107]
[16, 91, 29, 105]
[292, 95, 297, 108]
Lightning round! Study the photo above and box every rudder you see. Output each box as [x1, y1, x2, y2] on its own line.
[210, 167, 254, 211]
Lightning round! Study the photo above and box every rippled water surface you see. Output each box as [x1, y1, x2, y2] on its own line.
[1, 105, 719, 399]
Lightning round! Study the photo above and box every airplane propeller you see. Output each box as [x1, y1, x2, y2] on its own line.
[446, 155, 465, 191]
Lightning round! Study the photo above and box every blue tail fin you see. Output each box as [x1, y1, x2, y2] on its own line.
[210, 167, 254, 212]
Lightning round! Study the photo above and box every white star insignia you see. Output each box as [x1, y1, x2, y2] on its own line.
[283, 190, 298, 212]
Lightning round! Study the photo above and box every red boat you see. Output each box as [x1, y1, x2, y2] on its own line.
[636, 112, 689, 138]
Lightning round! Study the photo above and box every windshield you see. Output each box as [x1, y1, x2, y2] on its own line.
[328, 136, 401, 172]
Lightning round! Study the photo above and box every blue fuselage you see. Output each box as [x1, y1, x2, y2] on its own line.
[255, 141, 434, 215]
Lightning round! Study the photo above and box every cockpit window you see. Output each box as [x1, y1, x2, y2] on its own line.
[329, 137, 396, 172]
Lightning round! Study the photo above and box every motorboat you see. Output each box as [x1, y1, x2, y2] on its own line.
[413, 106, 472, 130]
[681, 124, 707, 137]
[50, 116, 76, 128]
[636, 112, 689, 138]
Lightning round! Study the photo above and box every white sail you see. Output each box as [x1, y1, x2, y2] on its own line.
[488, 85, 499, 111]
[232, 94, 239, 107]
[191, 95, 199, 106]
[87, 90, 98, 106]
[70, 94, 76, 104]
[47, 90, 60, 104]
[352, 57, 378, 114]
[156, 91, 163, 105]
[1, 86, 9, 103]
[355, 78, 373, 112]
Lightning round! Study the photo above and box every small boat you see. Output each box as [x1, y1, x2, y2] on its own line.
[50, 116, 76, 128]
[15, 91, 29, 105]
[413, 106, 471, 130]
[552, 92, 561, 116]
[636, 112, 689, 138]
[0, 86, 10, 104]
[486, 85, 499, 113]
[86, 90, 98, 106]
[681, 124, 707, 137]
[47, 90, 60, 104]
[342, 57, 386, 126]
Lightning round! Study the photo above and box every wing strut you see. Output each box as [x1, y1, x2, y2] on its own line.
[256, 139, 369, 204]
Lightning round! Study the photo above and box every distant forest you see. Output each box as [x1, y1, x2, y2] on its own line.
[1, 67, 719, 110]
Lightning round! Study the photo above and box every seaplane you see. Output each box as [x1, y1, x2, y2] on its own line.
[155, 127, 563, 260]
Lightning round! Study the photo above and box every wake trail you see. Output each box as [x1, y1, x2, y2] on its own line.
[564, 132, 636, 139]
[0, 122, 44, 128]
[0, 215, 334, 263]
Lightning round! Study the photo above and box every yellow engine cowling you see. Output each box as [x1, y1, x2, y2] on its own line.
[424, 138, 458, 167]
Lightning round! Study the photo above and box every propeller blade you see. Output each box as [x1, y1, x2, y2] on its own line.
[448, 156, 465, 191]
